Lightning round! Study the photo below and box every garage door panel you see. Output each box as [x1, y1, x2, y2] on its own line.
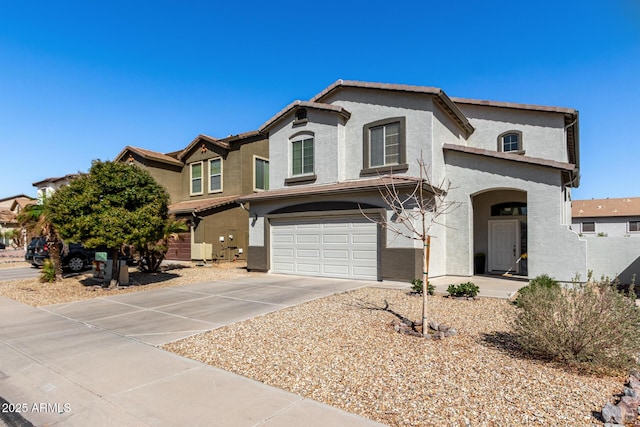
[273, 235, 294, 244]
[322, 249, 349, 260]
[273, 262, 295, 273]
[297, 249, 320, 258]
[352, 250, 376, 260]
[271, 217, 378, 280]
[273, 248, 295, 257]
[323, 265, 350, 275]
[323, 234, 349, 244]
[296, 234, 320, 244]
[296, 263, 321, 273]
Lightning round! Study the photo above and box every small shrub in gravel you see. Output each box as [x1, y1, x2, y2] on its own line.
[513, 277, 640, 374]
[447, 282, 479, 298]
[40, 259, 56, 283]
[514, 274, 560, 308]
[410, 278, 434, 295]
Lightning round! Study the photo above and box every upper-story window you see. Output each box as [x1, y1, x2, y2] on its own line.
[362, 117, 407, 174]
[629, 221, 640, 232]
[491, 202, 527, 216]
[209, 158, 222, 193]
[292, 136, 314, 176]
[190, 162, 203, 195]
[498, 131, 523, 153]
[254, 156, 269, 191]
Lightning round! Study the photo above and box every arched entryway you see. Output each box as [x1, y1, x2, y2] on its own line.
[472, 189, 528, 276]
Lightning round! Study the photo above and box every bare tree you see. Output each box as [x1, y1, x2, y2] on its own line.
[362, 157, 458, 336]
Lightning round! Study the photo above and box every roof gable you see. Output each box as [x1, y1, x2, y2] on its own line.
[259, 101, 351, 133]
[114, 146, 183, 167]
[310, 80, 474, 138]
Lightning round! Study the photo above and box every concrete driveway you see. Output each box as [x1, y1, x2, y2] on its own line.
[43, 274, 380, 346]
[0, 274, 389, 427]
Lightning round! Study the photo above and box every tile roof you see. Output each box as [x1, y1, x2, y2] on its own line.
[114, 146, 183, 167]
[239, 176, 439, 203]
[168, 195, 242, 214]
[443, 144, 575, 171]
[309, 80, 474, 138]
[572, 197, 640, 218]
[0, 209, 16, 223]
[32, 174, 79, 188]
[259, 101, 351, 133]
[178, 134, 231, 161]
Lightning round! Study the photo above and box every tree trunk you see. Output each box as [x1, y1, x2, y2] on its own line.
[48, 239, 64, 282]
[109, 248, 120, 288]
[422, 235, 431, 337]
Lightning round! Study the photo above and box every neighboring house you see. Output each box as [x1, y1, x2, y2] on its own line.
[0, 194, 35, 247]
[572, 197, 640, 237]
[240, 80, 583, 282]
[32, 174, 79, 202]
[115, 131, 269, 261]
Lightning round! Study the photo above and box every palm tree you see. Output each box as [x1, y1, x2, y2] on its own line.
[17, 202, 63, 282]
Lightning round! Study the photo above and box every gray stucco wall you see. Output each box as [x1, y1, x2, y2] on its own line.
[444, 150, 586, 282]
[585, 237, 640, 284]
[455, 104, 568, 163]
[572, 216, 640, 237]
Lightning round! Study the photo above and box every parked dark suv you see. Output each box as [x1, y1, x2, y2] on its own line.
[27, 237, 95, 272]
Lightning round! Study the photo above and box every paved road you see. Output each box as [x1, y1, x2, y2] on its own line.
[0, 267, 39, 282]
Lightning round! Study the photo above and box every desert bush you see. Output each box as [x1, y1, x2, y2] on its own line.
[40, 259, 56, 283]
[512, 278, 640, 374]
[410, 278, 435, 295]
[447, 282, 479, 298]
[514, 274, 560, 308]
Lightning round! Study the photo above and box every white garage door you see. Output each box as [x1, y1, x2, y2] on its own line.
[271, 217, 378, 280]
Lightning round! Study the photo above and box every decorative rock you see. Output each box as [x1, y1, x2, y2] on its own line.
[445, 328, 457, 337]
[629, 377, 640, 391]
[438, 323, 450, 332]
[603, 402, 622, 424]
[604, 423, 625, 427]
[625, 387, 639, 398]
[618, 399, 638, 424]
[428, 321, 439, 331]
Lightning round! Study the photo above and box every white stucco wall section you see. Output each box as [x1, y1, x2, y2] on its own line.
[444, 150, 587, 282]
[584, 238, 640, 284]
[572, 216, 640, 237]
[456, 104, 567, 163]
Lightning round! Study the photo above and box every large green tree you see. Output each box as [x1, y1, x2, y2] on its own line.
[46, 160, 170, 287]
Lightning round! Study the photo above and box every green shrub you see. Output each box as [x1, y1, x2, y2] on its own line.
[447, 282, 479, 298]
[512, 278, 640, 374]
[515, 274, 560, 308]
[410, 278, 434, 295]
[40, 259, 56, 283]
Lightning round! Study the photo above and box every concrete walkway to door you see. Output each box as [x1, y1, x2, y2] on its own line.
[0, 274, 387, 427]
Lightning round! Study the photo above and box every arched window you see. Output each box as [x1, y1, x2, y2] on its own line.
[498, 130, 523, 153]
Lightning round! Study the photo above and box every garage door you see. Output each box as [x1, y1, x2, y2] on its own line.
[271, 217, 378, 280]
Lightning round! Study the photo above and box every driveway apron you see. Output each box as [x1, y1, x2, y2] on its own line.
[0, 274, 387, 426]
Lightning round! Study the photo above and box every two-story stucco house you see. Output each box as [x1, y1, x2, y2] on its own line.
[116, 131, 269, 261]
[240, 80, 583, 283]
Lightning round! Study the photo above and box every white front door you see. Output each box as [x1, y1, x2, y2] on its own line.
[488, 219, 519, 272]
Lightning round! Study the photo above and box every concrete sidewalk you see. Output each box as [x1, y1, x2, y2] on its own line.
[0, 275, 386, 426]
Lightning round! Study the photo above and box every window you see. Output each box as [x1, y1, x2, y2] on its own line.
[491, 202, 527, 216]
[209, 158, 222, 192]
[498, 131, 523, 153]
[362, 117, 407, 173]
[295, 108, 307, 121]
[292, 137, 314, 176]
[629, 221, 640, 232]
[254, 156, 269, 191]
[190, 162, 203, 195]
[582, 222, 595, 233]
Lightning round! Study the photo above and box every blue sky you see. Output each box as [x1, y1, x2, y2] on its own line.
[0, 1, 638, 200]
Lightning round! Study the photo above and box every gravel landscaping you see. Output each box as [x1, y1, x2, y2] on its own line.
[164, 288, 624, 427]
[0, 252, 627, 426]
